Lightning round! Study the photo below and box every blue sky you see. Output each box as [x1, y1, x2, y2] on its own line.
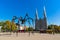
[0, 0, 60, 25]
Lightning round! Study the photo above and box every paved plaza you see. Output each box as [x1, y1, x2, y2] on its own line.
[0, 32, 60, 40]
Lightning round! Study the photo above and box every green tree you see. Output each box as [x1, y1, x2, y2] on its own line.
[1, 20, 17, 32]
[48, 24, 60, 33]
[11, 22, 17, 32]
[28, 27, 33, 31]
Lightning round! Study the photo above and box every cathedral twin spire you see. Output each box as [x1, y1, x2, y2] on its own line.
[35, 6, 47, 20]
[36, 9, 39, 20]
[43, 6, 47, 18]
[35, 6, 47, 30]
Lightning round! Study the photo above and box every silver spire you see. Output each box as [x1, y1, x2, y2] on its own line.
[36, 9, 39, 20]
[43, 6, 47, 17]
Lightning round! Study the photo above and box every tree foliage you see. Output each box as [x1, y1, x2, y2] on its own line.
[1, 20, 17, 32]
[48, 25, 60, 33]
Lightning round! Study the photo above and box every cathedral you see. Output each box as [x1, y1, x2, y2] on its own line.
[35, 6, 47, 31]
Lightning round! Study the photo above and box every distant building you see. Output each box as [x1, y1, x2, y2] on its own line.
[16, 23, 28, 30]
[35, 6, 47, 31]
[0, 26, 2, 32]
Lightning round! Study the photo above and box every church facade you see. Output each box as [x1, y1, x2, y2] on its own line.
[35, 6, 47, 31]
